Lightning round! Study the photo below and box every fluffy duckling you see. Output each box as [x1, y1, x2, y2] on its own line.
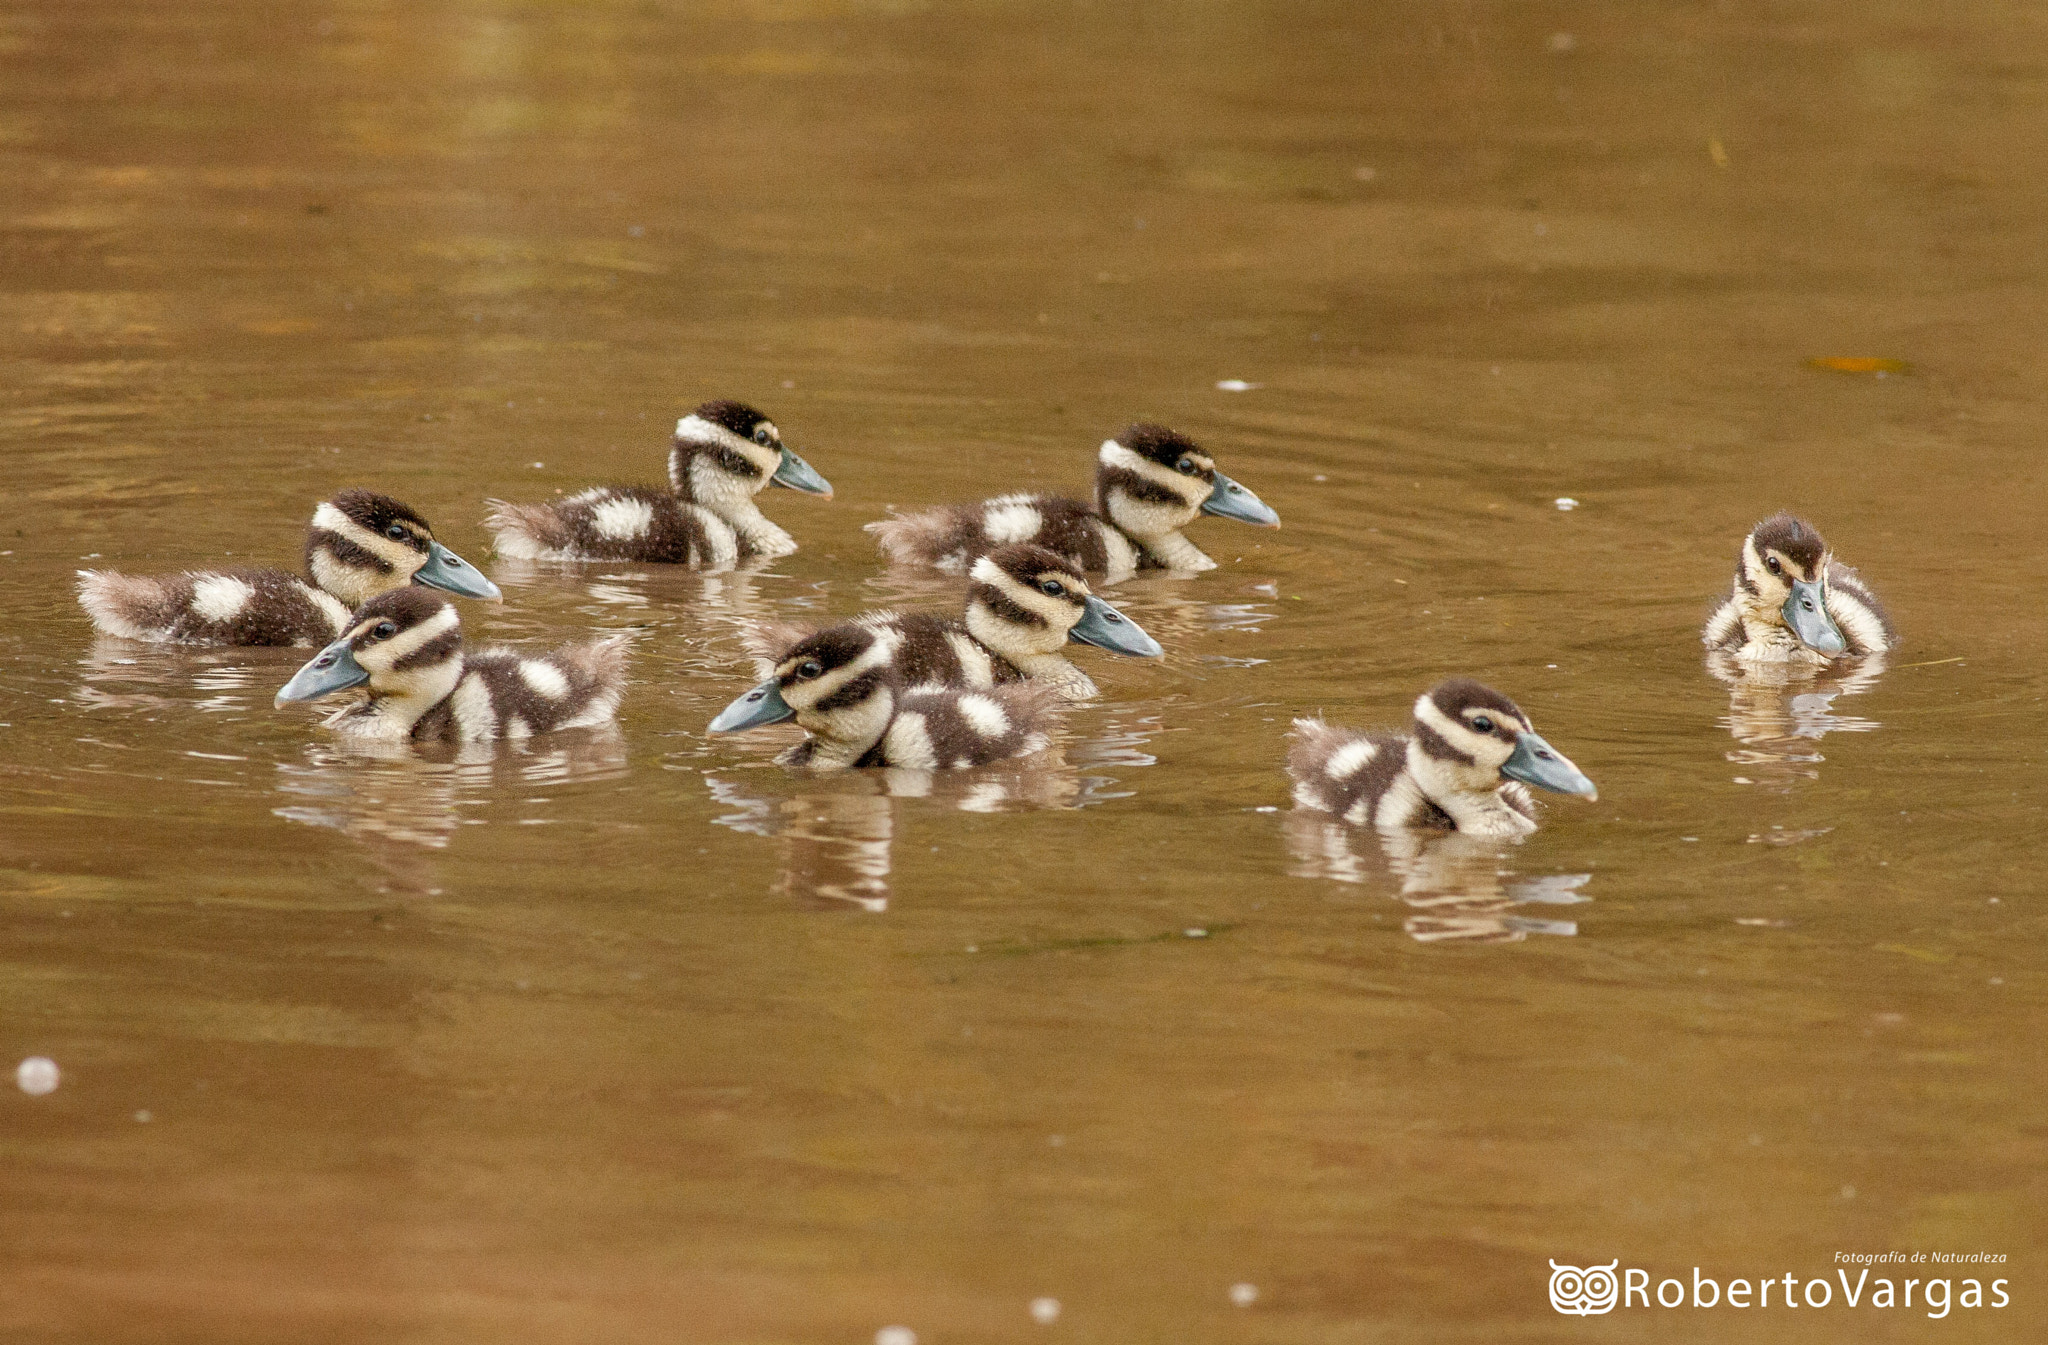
[77, 490, 501, 646]
[275, 588, 627, 742]
[1288, 679, 1597, 837]
[485, 400, 831, 564]
[709, 624, 1059, 770]
[753, 544, 1162, 700]
[1703, 512, 1893, 663]
[866, 423, 1279, 580]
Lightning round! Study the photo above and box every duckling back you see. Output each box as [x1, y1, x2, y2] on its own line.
[414, 638, 629, 741]
[855, 684, 1059, 770]
[78, 567, 351, 646]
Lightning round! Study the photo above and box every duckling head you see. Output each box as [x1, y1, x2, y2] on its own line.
[671, 399, 833, 507]
[966, 544, 1163, 660]
[276, 587, 464, 711]
[307, 489, 501, 608]
[1412, 678, 1598, 801]
[1094, 423, 1279, 543]
[1734, 513, 1847, 656]
[710, 623, 900, 761]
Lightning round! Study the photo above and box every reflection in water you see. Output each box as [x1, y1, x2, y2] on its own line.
[1285, 813, 1590, 945]
[708, 755, 1091, 913]
[75, 637, 292, 715]
[272, 729, 628, 893]
[1707, 651, 1886, 791]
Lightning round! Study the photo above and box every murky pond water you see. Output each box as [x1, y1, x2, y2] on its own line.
[3, 2, 2044, 1340]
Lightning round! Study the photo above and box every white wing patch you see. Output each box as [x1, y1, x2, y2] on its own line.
[519, 660, 570, 699]
[449, 672, 498, 740]
[982, 500, 1044, 545]
[883, 711, 938, 769]
[1325, 739, 1377, 780]
[590, 495, 655, 541]
[956, 693, 1010, 739]
[190, 575, 255, 622]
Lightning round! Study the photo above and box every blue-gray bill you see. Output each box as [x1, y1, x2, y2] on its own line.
[413, 540, 504, 601]
[709, 678, 797, 733]
[1199, 470, 1281, 527]
[770, 447, 833, 497]
[1782, 579, 1846, 656]
[275, 639, 371, 707]
[1500, 731, 1598, 800]
[1068, 594, 1164, 658]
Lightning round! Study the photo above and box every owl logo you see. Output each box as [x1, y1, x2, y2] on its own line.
[1548, 1259, 1620, 1315]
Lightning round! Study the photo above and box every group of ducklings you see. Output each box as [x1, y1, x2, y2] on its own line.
[77, 398, 1894, 838]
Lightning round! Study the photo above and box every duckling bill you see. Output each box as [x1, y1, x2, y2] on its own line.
[1288, 678, 1596, 837]
[277, 588, 626, 742]
[866, 423, 1278, 581]
[77, 489, 500, 646]
[485, 399, 830, 564]
[1703, 512, 1893, 663]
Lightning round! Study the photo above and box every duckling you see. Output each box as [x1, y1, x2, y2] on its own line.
[1288, 678, 1597, 837]
[77, 489, 501, 647]
[275, 588, 627, 742]
[709, 624, 1059, 770]
[484, 400, 832, 564]
[865, 423, 1279, 581]
[751, 543, 1162, 700]
[1702, 512, 1894, 664]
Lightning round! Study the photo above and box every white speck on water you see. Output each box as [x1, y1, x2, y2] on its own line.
[1184, 928, 1208, 938]
[1548, 31, 1577, 52]
[1987, 896, 1999, 904]
[1229, 1282, 1259, 1307]
[1681, 836, 1699, 842]
[1989, 977, 2004, 985]
[134, 1109, 152, 1123]
[1841, 1185, 1857, 1199]
[1554, 497, 1578, 510]
[965, 945, 978, 953]
[1312, 473, 1327, 481]
[875, 1328, 916, 1345]
[530, 461, 545, 468]
[1030, 1297, 1061, 1325]
[781, 379, 796, 389]
[1215, 379, 1260, 392]
[1353, 165, 1376, 181]
[506, 401, 515, 408]
[628, 224, 644, 237]
[1490, 365, 1502, 375]
[1252, 805, 1277, 813]
[1731, 776, 1753, 785]
[16, 1057, 59, 1095]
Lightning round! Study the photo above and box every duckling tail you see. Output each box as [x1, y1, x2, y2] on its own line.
[865, 507, 976, 569]
[76, 569, 177, 640]
[483, 499, 572, 560]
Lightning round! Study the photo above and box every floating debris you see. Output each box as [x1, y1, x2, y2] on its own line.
[1229, 1282, 1260, 1307]
[1183, 928, 1209, 938]
[16, 1057, 59, 1096]
[1030, 1297, 1061, 1325]
[875, 1328, 917, 1345]
[1215, 379, 1261, 392]
[1554, 497, 1579, 511]
[1735, 918, 1791, 928]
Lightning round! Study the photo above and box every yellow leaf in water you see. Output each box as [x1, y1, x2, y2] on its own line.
[1875, 943, 1952, 963]
[1806, 357, 1910, 374]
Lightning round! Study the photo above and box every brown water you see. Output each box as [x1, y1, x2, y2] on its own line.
[3, 2, 2044, 1341]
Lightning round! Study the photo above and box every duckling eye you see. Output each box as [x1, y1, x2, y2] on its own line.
[384, 523, 409, 541]
[795, 658, 823, 679]
[1470, 715, 1494, 733]
[371, 620, 398, 640]
[1037, 579, 1067, 597]
[1764, 555, 1783, 576]
[752, 426, 774, 447]
[1175, 456, 1197, 474]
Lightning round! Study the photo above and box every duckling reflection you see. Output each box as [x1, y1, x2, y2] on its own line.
[1285, 813, 1590, 944]
[706, 756, 1083, 912]
[273, 729, 627, 892]
[76, 637, 298, 715]
[1707, 649, 1887, 789]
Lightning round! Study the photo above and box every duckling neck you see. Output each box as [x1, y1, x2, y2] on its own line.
[680, 451, 795, 557]
[340, 657, 465, 740]
[794, 684, 897, 770]
[307, 546, 409, 608]
[1131, 527, 1215, 571]
[1403, 736, 1534, 837]
[1095, 457, 1214, 572]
